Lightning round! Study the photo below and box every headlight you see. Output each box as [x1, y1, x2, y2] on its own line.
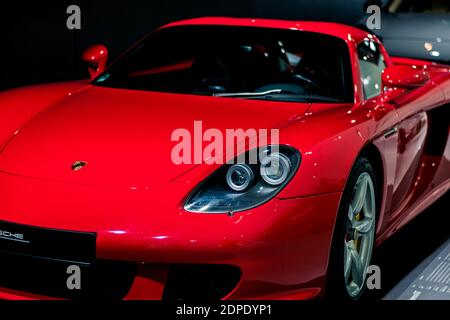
[226, 164, 254, 192]
[260, 153, 291, 186]
[184, 146, 301, 214]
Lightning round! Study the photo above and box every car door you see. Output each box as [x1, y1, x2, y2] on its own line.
[388, 84, 446, 221]
[357, 40, 442, 223]
[358, 40, 400, 224]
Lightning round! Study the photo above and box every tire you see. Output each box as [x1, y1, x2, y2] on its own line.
[325, 157, 379, 300]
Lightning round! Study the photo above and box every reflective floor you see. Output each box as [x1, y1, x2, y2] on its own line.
[369, 192, 450, 300]
[385, 238, 450, 300]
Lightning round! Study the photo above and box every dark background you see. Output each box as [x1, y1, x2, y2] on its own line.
[0, 0, 373, 91]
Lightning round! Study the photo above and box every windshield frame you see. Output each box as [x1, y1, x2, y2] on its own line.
[92, 25, 355, 104]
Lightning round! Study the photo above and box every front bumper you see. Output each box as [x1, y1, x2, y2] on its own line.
[0, 171, 342, 300]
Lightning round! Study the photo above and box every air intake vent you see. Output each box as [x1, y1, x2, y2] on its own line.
[162, 264, 241, 300]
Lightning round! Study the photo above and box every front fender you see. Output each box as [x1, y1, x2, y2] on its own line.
[277, 102, 396, 199]
[175, 104, 377, 200]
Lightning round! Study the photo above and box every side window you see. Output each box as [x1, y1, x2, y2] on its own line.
[358, 41, 386, 100]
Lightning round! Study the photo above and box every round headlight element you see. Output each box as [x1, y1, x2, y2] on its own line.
[260, 152, 292, 186]
[226, 164, 254, 192]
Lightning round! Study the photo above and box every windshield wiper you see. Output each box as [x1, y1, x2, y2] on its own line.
[213, 90, 341, 103]
[213, 89, 284, 98]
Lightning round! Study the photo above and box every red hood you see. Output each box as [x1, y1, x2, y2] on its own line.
[0, 86, 310, 188]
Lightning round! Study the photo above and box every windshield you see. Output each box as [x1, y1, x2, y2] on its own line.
[389, 0, 450, 13]
[94, 26, 353, 103]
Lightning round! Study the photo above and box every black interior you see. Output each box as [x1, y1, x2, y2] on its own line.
[94, 26, 354, 102]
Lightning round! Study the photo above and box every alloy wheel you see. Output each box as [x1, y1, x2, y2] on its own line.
[343, 172, 376, 298]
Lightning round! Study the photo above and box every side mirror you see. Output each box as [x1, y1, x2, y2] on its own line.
[82, 44, 108, 79]
[381, 65, 430, 102]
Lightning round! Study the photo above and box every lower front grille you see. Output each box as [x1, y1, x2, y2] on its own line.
[0, 250, 138, 300]
[162, 264, 241, 300]
[0, 220, 137, 299]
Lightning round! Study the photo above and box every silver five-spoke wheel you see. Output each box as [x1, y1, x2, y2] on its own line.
[343, 172, 376, 298]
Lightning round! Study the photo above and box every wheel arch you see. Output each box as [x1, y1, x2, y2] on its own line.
[324, 141, 385, 299]
[332, 140, 386, 247]
[359, 143, 384, 210]
[352, 141, 388, 238]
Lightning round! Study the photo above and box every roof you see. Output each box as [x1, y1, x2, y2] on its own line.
[161, 17, 370, 44]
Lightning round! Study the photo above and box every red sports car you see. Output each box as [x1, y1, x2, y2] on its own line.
[0, 18, 449, 300]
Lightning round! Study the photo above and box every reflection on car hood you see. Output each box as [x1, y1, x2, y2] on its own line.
[0, 86, 310, 189]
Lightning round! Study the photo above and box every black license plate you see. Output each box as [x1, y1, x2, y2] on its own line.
[0, 220, 98, 298]
[0, 220, 96, 263]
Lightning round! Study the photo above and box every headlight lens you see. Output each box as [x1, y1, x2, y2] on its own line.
[226, 164, 254, 192]
[184, 146, 301, 214]
[260, 153, 291, 186]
